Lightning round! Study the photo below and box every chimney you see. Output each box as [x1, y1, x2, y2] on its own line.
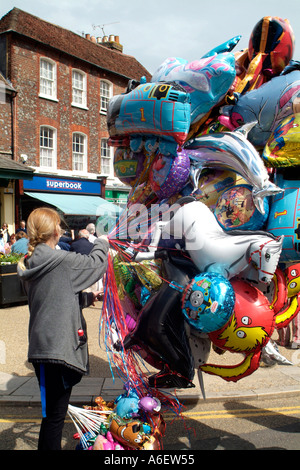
[101, 35, 123, 52]
[85, 33, 123, 52]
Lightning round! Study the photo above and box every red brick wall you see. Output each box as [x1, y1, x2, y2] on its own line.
[7, 35, 128, 173]
[0, 93, 13, 155]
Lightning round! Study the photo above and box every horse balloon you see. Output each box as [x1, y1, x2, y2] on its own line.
[156, 200, 284, 284]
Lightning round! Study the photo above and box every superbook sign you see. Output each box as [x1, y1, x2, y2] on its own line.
[23, 175, 102, 195]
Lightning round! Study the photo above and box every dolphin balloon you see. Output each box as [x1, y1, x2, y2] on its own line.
[183, 122, 283, 214]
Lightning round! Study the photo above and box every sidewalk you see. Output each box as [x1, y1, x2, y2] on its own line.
[1, 303, 300, 407]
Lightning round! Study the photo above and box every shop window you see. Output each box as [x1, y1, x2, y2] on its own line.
[40, 126, 57, 169]
[72, 133, 87, 172]
[101, 139, 112, 175]
[72, 70, 87, 108]
[100, 80, 112, 114]
[39, 58, 57, 100]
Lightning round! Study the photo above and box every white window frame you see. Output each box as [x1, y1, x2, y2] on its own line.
[40, 126, 57, 169]
[72, 69, 88, 109]
[39, 58, 57, 101]
[72, 132, 87, 173]
[101, 138, 113, 176]
[100, 80, 112, 114]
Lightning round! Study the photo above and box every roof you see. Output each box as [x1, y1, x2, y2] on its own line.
[0, 155, 34, 180]
[0, 8, 151, 82]
[0, 72, 16, 93]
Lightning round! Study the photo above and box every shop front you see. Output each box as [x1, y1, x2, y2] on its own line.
[19, 174, 121, 233]
[0, 156, 34, 234]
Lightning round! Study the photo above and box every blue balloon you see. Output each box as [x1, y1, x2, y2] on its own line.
[151, 53, 236, 124]
[266, 171, 300, 263]
[181, 273, 235, 333]
[219, 70, 300, 146]
[107, 81, 191, 157]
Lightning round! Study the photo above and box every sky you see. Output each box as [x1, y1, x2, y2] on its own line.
[0, 0, 299, 75]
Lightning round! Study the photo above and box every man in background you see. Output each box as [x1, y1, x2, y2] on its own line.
[70, 229, 93, 255]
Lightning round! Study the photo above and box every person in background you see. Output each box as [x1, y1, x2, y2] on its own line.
[70, 229, 94, 255]
[0, 230, 5, 254]
[57, 230, 74, 251]
[11, 231, 29, 254]
[2, 223, 10, 244]
[16, 220, 27, 234]
[86, 223, 97, 243]
[17, 207, 109, 450]
[5, 233, 16, 254]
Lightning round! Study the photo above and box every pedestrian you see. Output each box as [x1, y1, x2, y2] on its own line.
[291, 312, 300, 349]
[5, 232, 16, 254]
[86, 223, 97, 243]
[2, 223, 10, 244]
[57, 230, 74, 251]
[0, 230, 5, 254]
[11, 231, 29, 254]
[70, 229, 94, 255]
[16, 220, 27, 234]
[17, 207, 109, 450]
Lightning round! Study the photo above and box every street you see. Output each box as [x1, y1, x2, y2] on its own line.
[0, 395, 299, 451]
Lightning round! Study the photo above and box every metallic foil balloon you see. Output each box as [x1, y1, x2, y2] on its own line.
[161, 200, 283, 283]
[201, 36, 241, 58]
[151, 52, 236, 124]
[219, 70, 300, 146]
[200, 279, 274, 382]
[262, 114, 300, 167]
[180, 169, 237, 210]
[266, 171, 300, 263]
[214, 184, 269, 231]
[183, 123, 283, 214]
[114, 148, 147, 186]
[107, 81, 191, 157]
[285, 263, 300, 297]
[181, 272, 235, 333]
[121, 253, 199, 387]
[235, 16, 295, 95]
[149, 151, 190, 200]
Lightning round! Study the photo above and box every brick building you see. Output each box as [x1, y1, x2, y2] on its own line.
[0, 7, 150, 232]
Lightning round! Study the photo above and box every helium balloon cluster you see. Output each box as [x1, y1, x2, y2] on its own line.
[83, 16, 300, 451]
[70, 387, 165, 451]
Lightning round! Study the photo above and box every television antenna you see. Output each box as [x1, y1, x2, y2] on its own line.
[92, 22, 120, 36]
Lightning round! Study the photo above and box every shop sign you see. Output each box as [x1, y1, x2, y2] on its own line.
[23, 175, 102, 195]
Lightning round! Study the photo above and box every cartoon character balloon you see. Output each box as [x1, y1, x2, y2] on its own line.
[275, 264, 300, 329]
[266, 171, 300, 263]
[214, 184, 269, 231]
[107, 81, 191, 157]
[200, 279, 275, 382]
[181, 272, 235, 333]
